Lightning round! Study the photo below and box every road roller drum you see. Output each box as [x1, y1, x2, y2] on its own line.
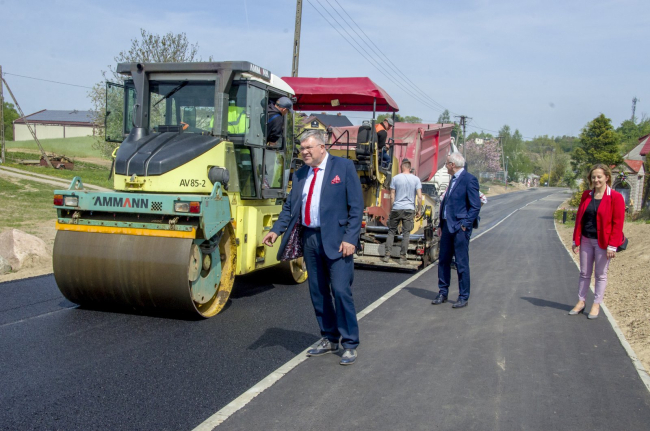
[53, 226, 236, 317]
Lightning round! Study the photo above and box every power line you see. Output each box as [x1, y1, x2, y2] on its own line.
[311, 0, 445, 115]
[323, 0, 445, 112]
[318, 0, 448, 115]
[330, 0, 452, 114]
[310, 1, 539, 137]
[3, 72, 94, 89]
[307, 0, 446, 115]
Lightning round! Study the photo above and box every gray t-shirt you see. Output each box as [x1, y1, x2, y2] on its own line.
[390, 173, 422, 210]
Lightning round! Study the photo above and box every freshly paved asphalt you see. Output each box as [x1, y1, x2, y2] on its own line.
[217, 190, 650, 431]
[6, 187, 644, 431]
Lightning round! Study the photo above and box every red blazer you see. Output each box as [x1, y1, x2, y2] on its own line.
[572, 186, 625, 251]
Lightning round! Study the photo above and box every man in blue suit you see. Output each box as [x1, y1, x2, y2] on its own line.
[432, 152, 481, 309]
[263, 130, 364, 365]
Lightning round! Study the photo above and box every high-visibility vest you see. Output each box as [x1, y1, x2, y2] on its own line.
[209, 106, 248, 134]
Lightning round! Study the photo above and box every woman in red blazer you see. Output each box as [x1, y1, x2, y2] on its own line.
[570, 164, 626, 319]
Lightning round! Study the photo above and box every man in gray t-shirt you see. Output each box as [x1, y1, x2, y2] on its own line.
[381, 159, 423, 264]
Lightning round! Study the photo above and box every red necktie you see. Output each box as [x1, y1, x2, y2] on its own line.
[304, 167, 319, 226]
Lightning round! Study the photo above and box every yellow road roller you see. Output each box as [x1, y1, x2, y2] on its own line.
[53, 62, 306, 317]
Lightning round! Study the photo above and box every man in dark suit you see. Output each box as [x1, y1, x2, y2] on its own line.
[432, 152, 481, 309]
[263, 130, 364, 365]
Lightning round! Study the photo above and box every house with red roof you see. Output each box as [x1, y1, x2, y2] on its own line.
[615, 134, 649, 212]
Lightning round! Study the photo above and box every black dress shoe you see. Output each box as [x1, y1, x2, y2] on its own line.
[452, 299, 468, 308]
[432, 293, 448, 305]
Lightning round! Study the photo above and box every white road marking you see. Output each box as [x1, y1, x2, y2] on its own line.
[193, 193, 552, 430]
[553, 214, 650, 394]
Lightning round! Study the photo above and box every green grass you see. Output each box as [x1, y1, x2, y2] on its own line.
[4, 151, 113, 189]
[6, 136, 103, 158]
[554, 208, 577, 228]
[0, 177, 57, 231]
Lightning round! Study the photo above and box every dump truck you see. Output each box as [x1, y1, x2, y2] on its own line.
[52, 62, 306, 318]
[282, 77, 454, 270]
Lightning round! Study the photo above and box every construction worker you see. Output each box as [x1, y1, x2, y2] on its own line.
[376, 117, 393, 168]
[381, 159, 422, 264]
[267, 96, 293, 146]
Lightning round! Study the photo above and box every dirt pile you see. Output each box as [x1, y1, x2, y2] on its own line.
[0, 228, 53, 282]
[556, 220, 650, 373]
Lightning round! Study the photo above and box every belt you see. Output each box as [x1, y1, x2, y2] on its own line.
[303, 226, 321, 231]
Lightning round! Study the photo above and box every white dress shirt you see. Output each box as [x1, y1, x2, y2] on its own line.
[301, 153, 329, 228]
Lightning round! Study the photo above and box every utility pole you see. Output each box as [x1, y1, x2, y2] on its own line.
[497, 135, 507, 185]
[631, 97, 639, 122]
[505, 156, 509, 189]
[547, 148, 554, 187]
[1, 75, 53, 168]
[291, 0, 303, 77]
[0, 65, 5, 164]
[454, 115, 471, 159]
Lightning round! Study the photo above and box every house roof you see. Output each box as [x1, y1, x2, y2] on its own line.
[624, 159, 644, 173]
[639, 133, 650, 156]
[15, 110, 96, 125]
[306, 113, 353, 128]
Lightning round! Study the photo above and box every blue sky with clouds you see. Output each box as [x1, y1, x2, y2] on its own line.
[1, 0, 648, 138]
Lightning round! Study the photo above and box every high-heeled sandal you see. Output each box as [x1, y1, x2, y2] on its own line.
[569, 304, 586, 315]
[588, 306, 600, 319]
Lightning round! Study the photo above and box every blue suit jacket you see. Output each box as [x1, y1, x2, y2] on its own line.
[271, 155, 364, 260]
[441, 170, 481, 234]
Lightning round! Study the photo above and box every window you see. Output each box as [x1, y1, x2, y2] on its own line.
[148, 81, 215, 133]
[227, 83, 267, 146]
[234, 146, 256, 197]
[105, 81, 136, 143]
[262, 151, 285, 190]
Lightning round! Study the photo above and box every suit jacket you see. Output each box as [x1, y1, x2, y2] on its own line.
[440, 170, 481, 234]
[272, 155, 364, 260]
[572, 186, 625, 251]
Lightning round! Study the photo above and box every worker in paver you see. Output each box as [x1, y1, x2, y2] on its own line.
[375, 117, 393, 168]
[381, 159, 422, 264]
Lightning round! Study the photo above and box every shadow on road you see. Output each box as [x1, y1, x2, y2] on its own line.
[248, 327, 318, 354]
[521, 296, 571, 311]
[404, 286, 437, 301]
[231, 267, 282, 299]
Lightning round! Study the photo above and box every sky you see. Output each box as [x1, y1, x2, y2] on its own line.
[1, 0, 649, 139]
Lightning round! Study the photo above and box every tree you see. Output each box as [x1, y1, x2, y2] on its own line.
[2, 102, 19, 141]
[554, 135, 578, 153]
[616, 116, 650, 155]
[498, 125, 532, 180]
[437, 109, 451, 124]
[571, 114, 623, 179]
[402, 115, 423, 123]
[550, 153, 569, 186]
[89, 29, 210, 157]
[464, 138, 501, 177]
[466, 131, 494, 141]
[376, 113, 422, 124]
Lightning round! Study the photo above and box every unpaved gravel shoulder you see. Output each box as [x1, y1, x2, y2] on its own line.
[555, 217, 650, 373]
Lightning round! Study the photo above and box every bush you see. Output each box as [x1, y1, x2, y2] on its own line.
[568, 181, 587, 207]
[554, 208, 577, 227]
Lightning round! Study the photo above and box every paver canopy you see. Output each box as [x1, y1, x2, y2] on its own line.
[282, 77, 399, 112]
